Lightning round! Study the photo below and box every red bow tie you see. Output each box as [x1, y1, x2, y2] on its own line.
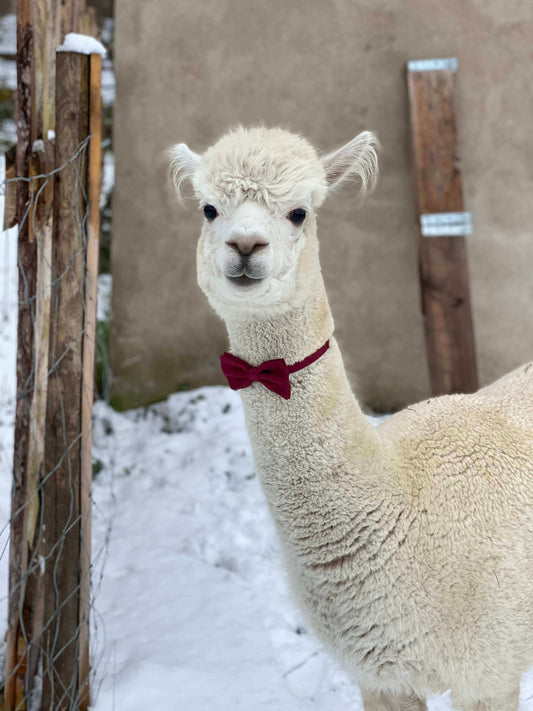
[220, 340, 329, 400]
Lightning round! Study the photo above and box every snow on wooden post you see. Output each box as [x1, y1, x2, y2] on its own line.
[407, 58, 478, 396]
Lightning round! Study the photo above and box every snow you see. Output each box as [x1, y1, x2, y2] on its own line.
[101, 152, 115, 208]
[0, 119, 16, 149]
[0, 14, 17, 149]
[0, 61, 16, 92]
[0, 14, 15, 54]
[101, 65, 116, 107]
[97, 273, 112, 322]
[58, 33, 107, 57]
[90, 389, 355, 710]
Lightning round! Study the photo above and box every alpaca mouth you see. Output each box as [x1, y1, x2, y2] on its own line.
[226, 274, 264, 287]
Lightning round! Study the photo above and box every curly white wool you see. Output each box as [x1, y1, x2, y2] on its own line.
[170, 126, 533, 711]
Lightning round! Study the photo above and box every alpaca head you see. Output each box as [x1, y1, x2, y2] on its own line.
[169, 127, 378, 320]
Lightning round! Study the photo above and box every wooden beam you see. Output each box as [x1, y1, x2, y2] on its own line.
[61, 0, 83, 37]
[5, 2, 37, 708]
[25, 139, 55, 696]
[41, 50, 89, 711]
[5, 2, 61, 707]
[78, 6, 97, 37]
[78, 51, 102, 711]
[31, 0, 61, 144]
[407, 58, 478, 396]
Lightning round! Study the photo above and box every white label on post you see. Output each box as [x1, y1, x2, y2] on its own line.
[420, 212, 473, 237]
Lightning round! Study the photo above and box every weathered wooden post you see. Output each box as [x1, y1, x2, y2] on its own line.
[407, 57, 478, 396]
[40, 46, 102, 711]
[5, 1, 60, 708]
[40, 50, 89, 711]
[79, 51, 102, 711]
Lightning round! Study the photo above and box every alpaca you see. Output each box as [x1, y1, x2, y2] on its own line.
[169, 126, 533, 711]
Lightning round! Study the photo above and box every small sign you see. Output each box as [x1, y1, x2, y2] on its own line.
[420, 212, 473, 237]
[408, 58, 459, 73]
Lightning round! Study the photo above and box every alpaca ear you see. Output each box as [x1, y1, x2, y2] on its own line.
[321, 131, 379, 197]
[168, 143, 201, 202]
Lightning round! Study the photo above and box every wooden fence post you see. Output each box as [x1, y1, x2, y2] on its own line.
[40, 50, 89, 711]
[61, 0, 85, 37]
[407, 57, 478, 396]
[5, 1, 59, 707]
[5, 4, 35, 705]
[79, 52, 102, 711]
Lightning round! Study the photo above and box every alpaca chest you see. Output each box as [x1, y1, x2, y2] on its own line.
[284, 525, 429, 690]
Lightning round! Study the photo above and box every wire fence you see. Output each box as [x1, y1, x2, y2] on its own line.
[0, 133, 106, 710]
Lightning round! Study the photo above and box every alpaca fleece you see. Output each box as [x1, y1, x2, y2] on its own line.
[170, 126, 533, 711]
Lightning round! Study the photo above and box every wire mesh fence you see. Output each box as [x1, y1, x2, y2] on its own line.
[0, 126, 101, 710]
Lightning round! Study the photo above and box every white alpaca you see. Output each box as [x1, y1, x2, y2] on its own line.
[169, 126, 533, 711]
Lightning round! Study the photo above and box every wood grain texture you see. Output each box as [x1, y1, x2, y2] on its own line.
[19, 141, 56, 699]
[78, 51, 102, 711]
[41, 51, 89, 711]
[31, 0, 60, 143]
[78, 6, 96, 37]
[407, 66, 478, 396]
[5, 2, 37, 707]
[5, 3, 60, 707]
[61, 0, 83, 37]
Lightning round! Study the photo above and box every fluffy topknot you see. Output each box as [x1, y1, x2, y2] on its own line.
[193, 126, 328, 212]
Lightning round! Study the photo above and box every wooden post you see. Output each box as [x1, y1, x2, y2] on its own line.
[5, 1, 59, 708]
[40, 50, 89, 711]
[78, 52, 102, 711]
[31, 0, 61, 143]
[407, 58, 478, 396]
[61, 0, 84, 37]
[78, 6, 97, 38]
[5, 5, 33, 702]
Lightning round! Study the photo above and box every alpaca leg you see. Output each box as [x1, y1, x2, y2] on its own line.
[360, 689, 427, 711]
[458, 688, 519, 711]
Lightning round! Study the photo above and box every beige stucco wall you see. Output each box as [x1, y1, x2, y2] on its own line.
[111, 0, 533, 411]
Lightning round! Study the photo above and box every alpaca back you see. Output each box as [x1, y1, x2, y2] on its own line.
[474, 361, 533, 429]
[369, 366, 533, 697]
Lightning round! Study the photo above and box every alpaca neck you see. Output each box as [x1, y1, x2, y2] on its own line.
[223, 276, 390, 547]
[225, 275, 334, 365]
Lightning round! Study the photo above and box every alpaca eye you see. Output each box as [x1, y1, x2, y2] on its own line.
[203, 204, 218, 221]
[287, 208, 306, 225]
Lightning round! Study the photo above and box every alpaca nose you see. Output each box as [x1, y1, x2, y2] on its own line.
[225, 237, 268, 258]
